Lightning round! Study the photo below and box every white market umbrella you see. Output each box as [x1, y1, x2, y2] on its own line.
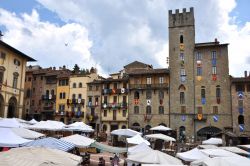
[64, 122, 94, 132]
[150, 125, 172, 131]
[220, 146, 250, 156]
[29, 119, 38, 125]
[127, 134, 150, 145]
[11, 128, 44, 140]
[199, 149, 239, 157]
[111, 129, 141, 137]
[176, 148, 209, 162]
[128, 142, 152, 155]
[191, 156, 250, 166]
[60, 134, 95, 148]
[28, 120, 65, 131]
[127, 149, 183, 165]
[0, 147, 82, 166]
[0, 118, 23, 128]
[0, 128, 31, 147]
[145, 133, 176, 142]
[202, 138, 222, 145]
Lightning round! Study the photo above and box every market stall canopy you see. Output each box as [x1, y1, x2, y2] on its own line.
[0, 147, 82, 166]
[90, 141, 127, 154]
[191, 156, 250, 166]
[150, 125, 172, 131]
[11, 128, 45, 140]
[202, 138, 222, 145]
[220, 146, 250, 156]
[0, 128, 31, 147]
[176, 148, 209, 162]
[145, 134, 176, 142]
[28, 120, 65, 131]
[238, 144, 250, 150]
[127, 149, 183, 165]
[64, 122, 94, 132]
[60, 134, 95, 148]
[127, 134, 150, 145]
[111, 129, 141, 137]
[22, 137, 75, 152]
[199, 149, 239, 157]
[0, 118, 23, 128]
[198, 144, 219, 149]
[128, 142, 152, 155]
[29, 119, 38, 125]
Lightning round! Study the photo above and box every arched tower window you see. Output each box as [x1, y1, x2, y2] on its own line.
[201, 86, 206, 98]
[216, 85, 221, 98]
[134, 91, 140, 99]
[180, 35, 184, 44]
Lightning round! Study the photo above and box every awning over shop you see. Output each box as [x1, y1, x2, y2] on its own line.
[90, 142, 127, 154]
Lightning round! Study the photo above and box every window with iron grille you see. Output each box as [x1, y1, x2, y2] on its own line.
[211, 51, 217, 59]
[196, 52, 202, 60]
[216, 86, 221, 98]
[146, 106, 151, 114]
[159, 106, 164, 114]
[180, 92, 185, 104]
[213, 106, 218, 114]
[134, 106, 139, 114]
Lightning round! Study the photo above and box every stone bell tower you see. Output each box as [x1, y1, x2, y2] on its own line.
[169, 8, 196, 139]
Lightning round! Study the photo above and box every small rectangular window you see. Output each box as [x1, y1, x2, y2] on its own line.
[213, 106, 218, 114]
[181, 106, 186, 114]
[146, 90, 152, 99]
[159, 106, 164, 114]
[104, 110, 107, 117]
[134, 106, 139, 114]
[122, 110, 126, 117]
[197, 106, 202, 114]
[13, 76, 18, 88]
[212, 67, 217, 75]
[196, 52, 202, 60]
[0, 52, 6, 59]
[104, 96, 108, 103]
[201, 88, 206, 98]
[211, 51, 217, 59]
[113, 96, 117, 103]
[146, 77, 151, 84]
[180, 92, 185, 104]
[197, 67, 202, 76]
[159, 77, 164, 84]
[180, 68, 186, 76]
[180, 53, 184, 61]
[113, 83, 118, 89]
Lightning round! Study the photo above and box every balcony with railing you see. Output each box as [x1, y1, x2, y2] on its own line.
[102, 88, 128, 95]
[41, 95, 56, 100]
[102, 102, 128, 109]
[129, 83, 169, 89]
[67, 99, 85, 106]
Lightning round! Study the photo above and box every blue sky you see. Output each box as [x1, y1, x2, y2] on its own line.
[0, 0, 250, 76]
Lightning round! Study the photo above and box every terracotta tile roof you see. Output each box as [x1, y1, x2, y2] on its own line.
[231, 77, 250, 83]
[195, 42, 228, 48]
[127, 68, 169, 75]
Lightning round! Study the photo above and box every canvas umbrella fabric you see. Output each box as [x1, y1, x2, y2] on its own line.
[150, 125, 172, 131]
[128, 142, 152, 155]
[0, 147, 82, 166]
[220, 146, 250, 156]
[127, 134, 150, 145]
[60, 134, 95, 148]
[29, 119, 38, 125]
[191, 156, 250, 166]
[0, 118, 23, 128]
[145, 133, 176, 142]
[0, 128, 32, 147]
[199, 149, 239, 157]
[111, 129, 141, 137]
[11, 128, 44, 140]
[27, 120, 65, 131]
[176, 148, 209, 162]
[127, 149, 183, 165]
[64, 122, 94, 132]
[22, 137, 75, 152]
[202, 138, 222, 145]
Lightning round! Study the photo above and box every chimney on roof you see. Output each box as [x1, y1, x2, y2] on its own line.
[244, 71, 247, 77]
[215, 38, 219, 44]
[0, 31, 3, 40]
[63, 65, 66, 70]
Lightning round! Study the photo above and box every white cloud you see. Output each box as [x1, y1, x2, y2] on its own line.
[0, 8, 100, 73]
[1, 0, 250, 76]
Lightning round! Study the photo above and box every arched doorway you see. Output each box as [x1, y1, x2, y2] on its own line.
[0, 94, 4, 117]
[144, 125, 151, 134]
[121, 125, 126, 129]
[131, 122, 140, 132]
[197, 126, 222, 140]
[7, 96, 17, 118]
[179, 126, 186, 142]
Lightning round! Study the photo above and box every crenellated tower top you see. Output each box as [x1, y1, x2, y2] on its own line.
[168, 7, 194, 28]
